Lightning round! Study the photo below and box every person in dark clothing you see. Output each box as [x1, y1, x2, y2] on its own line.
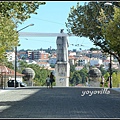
[50, 72, 54, 88]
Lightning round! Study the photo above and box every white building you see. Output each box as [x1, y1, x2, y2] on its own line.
[69, 51, 76, 56]
[6, 52, 15, 62]
[75, 66, 83, 71]
[103, 59, 119, 70]
[77, 56, 90, 66]
[90, 58, 103, 66]
[37, 62, 50, 68]
[0, 65, 24, 88]
[68, 56, 75, 65]
[49, 57, 57, 65]
[25, 60, 37, 64]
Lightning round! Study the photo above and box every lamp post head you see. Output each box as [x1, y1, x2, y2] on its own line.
[17, 24, 34, 33]
[104, 2, 113, 6]
[104, 2, 120, 8]
[28, 24, 34, 26]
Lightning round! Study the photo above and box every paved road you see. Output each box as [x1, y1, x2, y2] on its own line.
[0, 86, 120, 118]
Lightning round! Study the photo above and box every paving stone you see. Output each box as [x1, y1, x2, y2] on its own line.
[0, 87, 120, 118]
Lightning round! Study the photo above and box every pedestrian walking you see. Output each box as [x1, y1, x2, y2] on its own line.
[50, 72, 55, 88]
[107, 76, 112, 88]
[46, 75, 50, 88]
[86, 77, 88, 86]
[101, 76, 105, 87]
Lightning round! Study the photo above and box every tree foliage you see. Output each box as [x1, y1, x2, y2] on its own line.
[99, 65, 107, 75]
[112, 72, 120, 87]
[70, 71, 82, 86]
[0, 2, 46, 63]
[69, 65, 88, 86]
[65, 2, 120, 64]
[99, 6, 120, 63]
[78, 67, 88, 83]
[0, 2, 46, 24]
[0, 14, 18, 61]
[90, 47, 100, 51]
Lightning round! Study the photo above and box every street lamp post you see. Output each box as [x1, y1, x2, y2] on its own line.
[105, 3, 113, 88]
[109, 54, 112, 88]
[14, 24, 34, 88]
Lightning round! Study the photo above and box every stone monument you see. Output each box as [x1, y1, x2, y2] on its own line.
[88, 67, 102, 87]
[55, 29, 70, 87]
[22, 68, 35, 86]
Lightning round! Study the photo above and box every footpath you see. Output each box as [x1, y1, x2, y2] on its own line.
[0, 86, 120, 93]
[0, 86, 120, 118]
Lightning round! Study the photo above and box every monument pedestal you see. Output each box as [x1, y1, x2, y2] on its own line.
[55, 62, 70, 87]
[55, 29, 70, 87]
[89, 80, 100, 87]
[26, 80, 33, 86]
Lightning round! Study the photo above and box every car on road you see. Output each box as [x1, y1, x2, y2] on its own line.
[7, 80, 27, 87]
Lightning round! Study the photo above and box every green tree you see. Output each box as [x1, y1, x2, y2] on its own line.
[112, 72, 118, 87]
[99, 6, 120, 64]
[0, 14, 18, 62]
[112, 72, 120, 87]
[4, 61, 14, 70]
[50, 64, 55, 68]
[79, 67, 88, 84]
[0, 2, 46, 24]
[0, 2, 46, 62]
[99, 65, 107, 76]
[103, 72, 110, 87]
[70, 65, 76, 72]
[18, 60, 28, 73]
[65, 2, 120, 64]
[90, 47, 100, 51]
[69, 71, 74, 86]
[116, 72, 120, 87]
[70, 71, 82, 86]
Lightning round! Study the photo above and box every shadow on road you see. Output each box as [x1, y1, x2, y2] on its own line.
[0, 87, 120, 118]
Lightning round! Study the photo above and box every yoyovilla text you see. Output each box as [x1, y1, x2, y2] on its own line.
[81, 88, 110, 96]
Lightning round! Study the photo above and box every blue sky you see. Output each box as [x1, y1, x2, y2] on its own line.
[17, 1, 96, 51]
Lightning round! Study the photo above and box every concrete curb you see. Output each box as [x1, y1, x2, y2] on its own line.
[112, 88, 120, 92]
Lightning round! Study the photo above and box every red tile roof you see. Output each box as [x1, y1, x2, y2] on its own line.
[0, 65, 24, 76]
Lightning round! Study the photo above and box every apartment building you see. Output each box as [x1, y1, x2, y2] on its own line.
[37, 62, 50, 68]
[32, 50, 49, 60]
[90, 58, 103, 67]
[68, 56, 76, 65]
[6, 49, 119, 71]
[6, 51, 15, 62]
[18, 50, 28, 59]
[77, 56, 90, 66]
[49, 56, 57, 65]
[85, 50, 107, 60]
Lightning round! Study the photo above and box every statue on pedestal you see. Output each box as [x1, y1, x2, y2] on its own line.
[56, 29, 69, 62]
[55, 29, 70, 87]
